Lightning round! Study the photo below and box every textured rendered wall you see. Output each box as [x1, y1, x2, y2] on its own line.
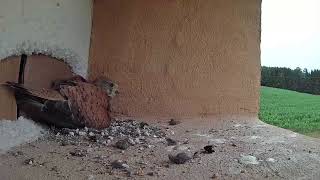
[0, 0, 92, 77]
[90, 0, 261, 119]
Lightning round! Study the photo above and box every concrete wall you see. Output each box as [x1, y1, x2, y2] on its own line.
[0, 0, 92, 77]
[90, 0, 262, 119]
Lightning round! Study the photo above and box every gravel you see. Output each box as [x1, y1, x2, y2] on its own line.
[50, 119, 166, 148]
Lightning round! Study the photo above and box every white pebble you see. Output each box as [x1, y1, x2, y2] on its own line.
[78, 131, 86, 136]
[266, 158, 276, 163]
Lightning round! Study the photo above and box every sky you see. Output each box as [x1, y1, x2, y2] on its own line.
[261, 0, 320, 70]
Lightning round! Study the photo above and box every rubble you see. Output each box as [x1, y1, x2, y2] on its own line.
[50, 119, 166, 148]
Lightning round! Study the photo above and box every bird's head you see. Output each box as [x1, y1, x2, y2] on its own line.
[93, 77, 119, 98]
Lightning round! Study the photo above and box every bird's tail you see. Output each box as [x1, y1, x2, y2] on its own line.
[2, 82, 46, 104]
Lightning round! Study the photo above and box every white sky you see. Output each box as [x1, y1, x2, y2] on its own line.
[261, 0, 320, 70]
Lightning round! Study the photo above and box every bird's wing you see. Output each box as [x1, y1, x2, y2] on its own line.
[59, 81, 111, 129]
[51, 75, 87, 90]
[4, 82, 65, 103]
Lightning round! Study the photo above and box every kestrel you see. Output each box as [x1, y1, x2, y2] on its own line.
[4, 76, 118, 129]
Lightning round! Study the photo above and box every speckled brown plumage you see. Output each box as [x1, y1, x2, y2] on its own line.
[4, 76, 114, 129]
[59, 81, 111, 129]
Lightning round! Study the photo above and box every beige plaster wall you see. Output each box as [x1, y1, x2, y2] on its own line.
[89, 0, 261, 120]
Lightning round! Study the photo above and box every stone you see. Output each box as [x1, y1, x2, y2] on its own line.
[78, 131, 86, 136]
[168, 119, 180, 126]
[114, 139, 131, 150]
[69, 132, 75, 136]
[168, 152, 192, 164]
[204, 145, 215, 154]
[239, 155, 259, 165]
[166, 138, 178, 146]
[111, 160, 129, 169]
[61, 140, 69, 146]
[11, 151, 23, 157]
[266, 158, 276, 163]
[70, 149, 86, 157]
[24, 158, 34, 165]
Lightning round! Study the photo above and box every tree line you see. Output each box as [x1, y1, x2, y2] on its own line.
[261, 66, 320, 95]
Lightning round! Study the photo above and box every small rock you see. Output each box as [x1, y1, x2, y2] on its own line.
[239, 155, 259, 165]
[139, 122, 149, 128]
[193, 151, 200, 159]
[111, 160, 129, 169]
[128, 138, 136, 145]
[108, 136, 114, 140]
[61, 141, 69, 146]
[24, 158, 34, 165]
[168, 119, 180, 126]
[69, 132, 75, 136]
[70, 149, 86, 157]
[87, 148, 93, 153]
[182, 139, 189, 144]
[78, 131, 86, 136]
[174, 145, 189, 151]
[115, 139, 131, 150]
[204, 145, 215, 154]
[168, 152, 192, 164]
[137, 161, 148, 165]
[231, 143, 237, 147]
[266, 158, 276, 163]
[84, 127, 89, 132]
[135, 168, 144, 176]
[147, 172, 154, 176]
[11, 151, 23, 157]
[166, 138, 178, 146]
[88, 132, 95, 137]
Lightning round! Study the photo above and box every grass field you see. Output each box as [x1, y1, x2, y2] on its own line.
[259, 86, 320, 137]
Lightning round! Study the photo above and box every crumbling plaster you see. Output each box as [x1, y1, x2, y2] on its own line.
[0, 0, 92, 77]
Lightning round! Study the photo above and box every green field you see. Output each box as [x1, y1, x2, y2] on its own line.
[259, 86, 320, 137]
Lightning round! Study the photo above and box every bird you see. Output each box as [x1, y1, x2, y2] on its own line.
[3, 75, 118, 129]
